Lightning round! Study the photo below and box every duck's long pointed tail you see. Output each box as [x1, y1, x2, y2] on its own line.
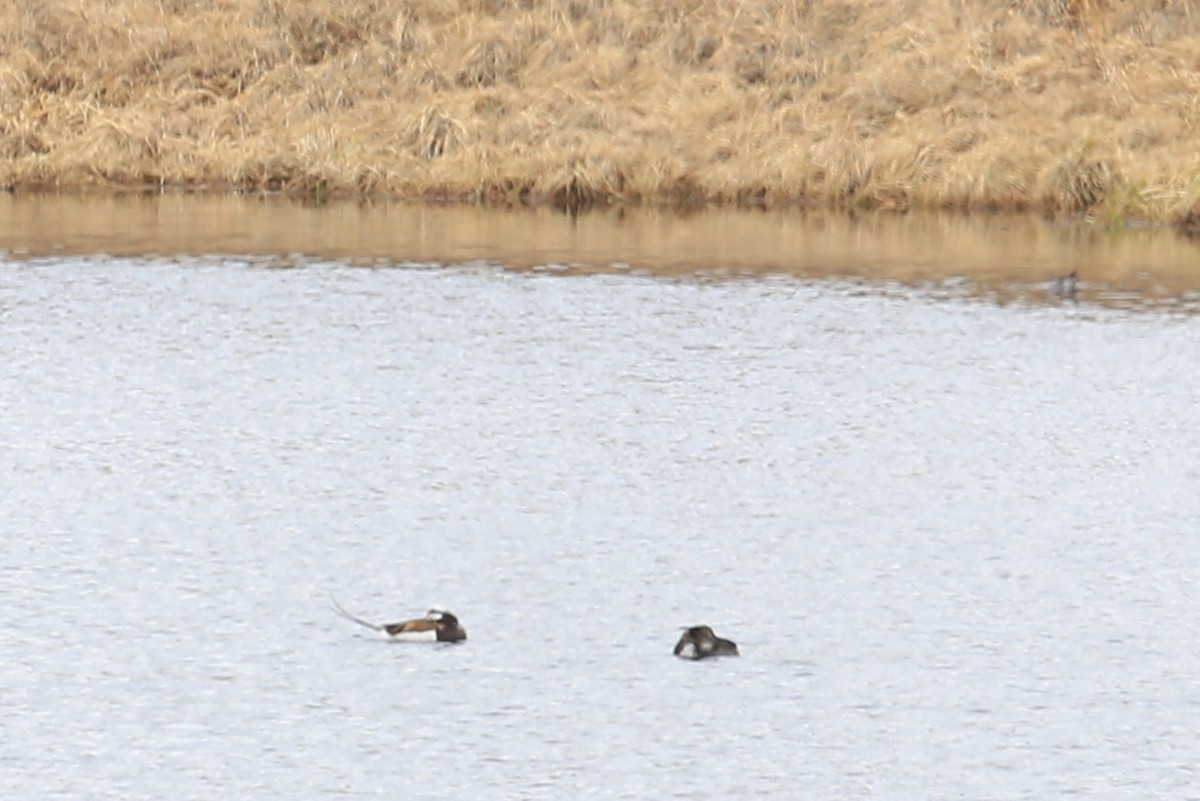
[329, 594, 384, 632]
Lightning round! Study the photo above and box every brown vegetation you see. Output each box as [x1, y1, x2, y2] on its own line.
[2, 0, 1200, 223]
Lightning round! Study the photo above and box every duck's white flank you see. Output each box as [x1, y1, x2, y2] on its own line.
[386, 628, 439, 643]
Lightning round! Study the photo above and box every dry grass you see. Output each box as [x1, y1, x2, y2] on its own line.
[3, 0, 1200, 223]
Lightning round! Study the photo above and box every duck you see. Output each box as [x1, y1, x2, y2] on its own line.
[674, 625, 738, 660]
[1051, 270, 1078, 298]
[331, 596, 467, 643]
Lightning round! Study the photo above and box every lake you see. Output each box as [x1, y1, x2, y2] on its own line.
[2, 196, 1199, 800]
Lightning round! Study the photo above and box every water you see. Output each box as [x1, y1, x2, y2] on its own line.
[3, 235, 1200, 799]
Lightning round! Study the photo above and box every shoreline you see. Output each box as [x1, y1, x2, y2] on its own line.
[3, 1, 1200, 226]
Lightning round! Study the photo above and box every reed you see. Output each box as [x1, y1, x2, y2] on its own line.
[2, 0, 1200, 224]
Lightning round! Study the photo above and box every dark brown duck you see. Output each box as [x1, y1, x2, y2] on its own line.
[674, 625, 738, 659]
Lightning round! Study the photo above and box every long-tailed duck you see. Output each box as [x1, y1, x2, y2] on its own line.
[674, 625, 738, 659]
[331, 596, 467, 643]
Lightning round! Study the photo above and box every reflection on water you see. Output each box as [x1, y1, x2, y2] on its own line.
[2, 199, 1200, 800]
[1, 192, 1199, 312]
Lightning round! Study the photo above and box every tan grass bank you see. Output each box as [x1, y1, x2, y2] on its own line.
[2, 1, 1200, 224]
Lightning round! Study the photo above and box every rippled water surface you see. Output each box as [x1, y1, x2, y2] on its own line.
[3, 208, 1200, 799]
